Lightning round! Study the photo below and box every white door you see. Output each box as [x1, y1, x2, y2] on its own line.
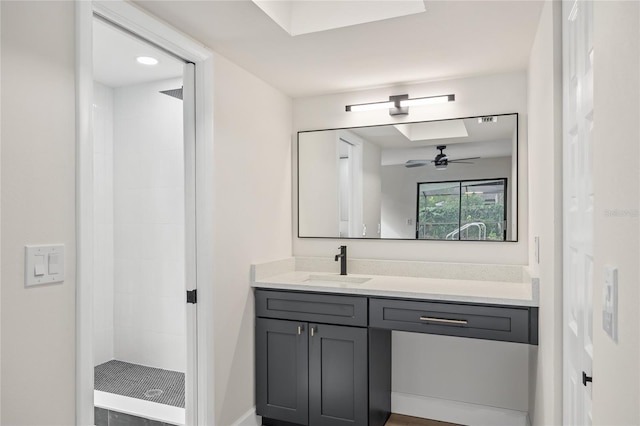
[563, 1, 594, 425]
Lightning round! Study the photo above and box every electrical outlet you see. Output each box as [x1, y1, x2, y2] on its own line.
[602, 265, 618, 342]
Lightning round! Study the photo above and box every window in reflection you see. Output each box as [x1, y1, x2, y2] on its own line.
[416, 178, 507, 241]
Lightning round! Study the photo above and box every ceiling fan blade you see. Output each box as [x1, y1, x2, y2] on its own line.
[447, 161, 474, 164]
[449, 156, 480, 162]
[404, 162, 427, 168]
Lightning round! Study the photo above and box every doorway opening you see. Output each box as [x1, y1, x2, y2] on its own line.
[338, 135, 364, 238]
[77, 2, 213, 424]
[91, 15, 192, 425]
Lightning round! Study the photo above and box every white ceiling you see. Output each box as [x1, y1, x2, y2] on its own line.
[380, 139, 512, 166]
[354, 114, 516, 166]
[93, 18, 184, 88]
[352, 114, 516, 147]
[133, 0, 544, 98]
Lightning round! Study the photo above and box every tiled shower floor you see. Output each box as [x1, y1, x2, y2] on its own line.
[95, 360, 185, 408]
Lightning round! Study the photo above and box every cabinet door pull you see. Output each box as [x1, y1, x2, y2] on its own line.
[310, 326, 315, 337]
[297, 326, 302, 335]
[419, 316, 467, 325]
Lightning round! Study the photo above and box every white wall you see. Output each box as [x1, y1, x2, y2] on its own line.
[393, 332, 530, 412]
[293, 72, 529, 417]
[298, 130, 339, 236]
[381, 157, 512, 239]
[526, 2, 563, 425]
[592, 2, 639, 424]
[299, 128, 381, 238]
[293, 71, 528, 264]
[211, 53, 293, 425]
[93, 82, 115, 366]
[111, 78, 186, 372]
[0, 3, 292, 423]
[0, 1, 76, 423]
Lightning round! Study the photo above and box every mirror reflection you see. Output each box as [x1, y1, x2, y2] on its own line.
[298, 113, 518, 241]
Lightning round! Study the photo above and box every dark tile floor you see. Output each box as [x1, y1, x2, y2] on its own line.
[95, 360, 185, 408]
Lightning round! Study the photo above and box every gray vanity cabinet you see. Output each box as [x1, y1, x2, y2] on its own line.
[255, 288, 538, 426]
[256, 319, 369, 426]
[256, 318, 309, 425]
[255, 290, 384, 426]
[308, 324, 368, 426]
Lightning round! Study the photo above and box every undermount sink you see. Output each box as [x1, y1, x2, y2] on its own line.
[305, 274, 372, 284]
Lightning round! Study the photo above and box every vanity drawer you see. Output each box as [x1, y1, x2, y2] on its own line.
[255, 289, 368, 327]
[369, 298, 530, 343]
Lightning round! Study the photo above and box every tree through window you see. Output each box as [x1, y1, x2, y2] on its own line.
[416, 178, 507, 241]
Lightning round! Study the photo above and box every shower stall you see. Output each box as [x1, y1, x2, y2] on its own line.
[92, 16, 189, 426]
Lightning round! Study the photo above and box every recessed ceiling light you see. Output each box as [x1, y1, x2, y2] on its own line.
[136, 56, 158, 66]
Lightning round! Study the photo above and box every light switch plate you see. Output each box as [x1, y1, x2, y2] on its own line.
[25, 244, 65, 287]
[602, 265, 618, 342]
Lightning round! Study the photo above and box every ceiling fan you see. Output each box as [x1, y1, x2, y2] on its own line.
[404, 145, 480, 169]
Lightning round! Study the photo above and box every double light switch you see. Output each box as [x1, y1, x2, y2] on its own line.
[25, 244, 65, 287]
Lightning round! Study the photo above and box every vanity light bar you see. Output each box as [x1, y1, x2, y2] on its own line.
[345, 94, 455, 116]
[400, 94, 455, 107]
[345, 101, 396, 112]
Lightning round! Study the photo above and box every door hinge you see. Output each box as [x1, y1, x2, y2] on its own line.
[186, 289, 197, 304]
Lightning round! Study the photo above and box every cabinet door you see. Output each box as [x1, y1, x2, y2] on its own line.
[308, 324, 368, 426]
[256, 318, 309, 425]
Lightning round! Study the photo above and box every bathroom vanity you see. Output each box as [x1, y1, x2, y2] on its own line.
[251, 259, 538, 426]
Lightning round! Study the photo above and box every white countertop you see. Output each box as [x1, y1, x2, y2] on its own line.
[251, 270, 538, 307]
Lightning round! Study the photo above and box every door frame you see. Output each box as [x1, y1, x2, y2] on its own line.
[75, 1, 215, 424]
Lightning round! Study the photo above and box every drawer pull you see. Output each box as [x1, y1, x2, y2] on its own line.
[419, 316, 467, 325]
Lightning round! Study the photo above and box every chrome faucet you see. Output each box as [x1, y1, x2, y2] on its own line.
[335, 245, 347, 275]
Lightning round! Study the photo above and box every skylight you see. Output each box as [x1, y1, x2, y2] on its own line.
[394, 120, 469, 142]
[252, 0, 426, 36]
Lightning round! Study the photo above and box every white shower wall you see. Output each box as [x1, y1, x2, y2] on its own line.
[93, 77, 186, 373]
[93, 82, 115, 366]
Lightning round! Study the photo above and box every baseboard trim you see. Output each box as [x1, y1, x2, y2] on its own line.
[231, 407, 261, 426]
[392, 392, 529, 426]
